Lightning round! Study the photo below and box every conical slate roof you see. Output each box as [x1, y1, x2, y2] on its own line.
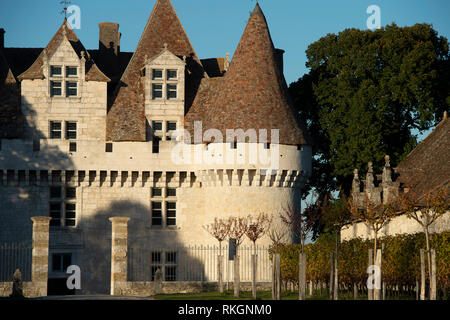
[106, 0, 205, 141]
[18, 19, 110, 82]
[185, 3, 310, 146]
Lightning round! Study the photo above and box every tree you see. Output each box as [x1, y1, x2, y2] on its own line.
[396, 186, 450, 297]
[203, 218, 231, 293]
[228, 216, 248, 297]
[245, 213, 271, 299]
[289, 23, 450, 199]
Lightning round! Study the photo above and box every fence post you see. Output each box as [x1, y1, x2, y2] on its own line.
[109, 217, 130, 296]
[299, 252, 306, 300]
[431, 249, 436, 300]
[420, 249, 425, 300]
[31, 216, 51, 297]
[234, 254, 240, 297]
[375, 249, 382, 300]
[368, 248, 373, 300]
[333, 250, 338, 300]
[272, 253, 281, 300]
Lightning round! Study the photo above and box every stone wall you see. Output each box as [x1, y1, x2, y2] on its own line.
[341, 211, 450, 241]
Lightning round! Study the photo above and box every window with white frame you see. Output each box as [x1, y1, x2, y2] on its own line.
[151, 120, 178, 142]
[150, 68, 179, 100]
[65, 121, 77, 140]
[49, 186, 77, 227]
[150, 188, 177, 227]
[50, 121, 62, 139]
[49, 65, 79, 98]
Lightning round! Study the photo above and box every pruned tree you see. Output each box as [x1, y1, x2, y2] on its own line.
[245, 213, 271, 299]
[350, 194, 396, 265]
[203, 217, 231, 293]
[396, 186, 449, 298]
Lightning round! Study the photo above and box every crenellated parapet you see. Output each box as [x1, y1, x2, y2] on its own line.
[352, 155, 400, 207]
[0, 168, 305, 189]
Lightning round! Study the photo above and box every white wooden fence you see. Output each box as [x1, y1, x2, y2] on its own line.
[128, 245, 272, 282]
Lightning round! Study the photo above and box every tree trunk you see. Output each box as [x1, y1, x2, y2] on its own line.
[353, 283, 358, 300]
[218, 243, 223, 293]
[234, 250, 240, 298]
[368, 248, 373, 300]
[299, 252, 306, 300]
[334, 230, 339, 300]
[252, 252, 257, 300]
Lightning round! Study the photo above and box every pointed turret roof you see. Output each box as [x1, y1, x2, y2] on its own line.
[18, 19, 110, 82]
[185, 3, 310, 146]
[106, 0, 205, 141]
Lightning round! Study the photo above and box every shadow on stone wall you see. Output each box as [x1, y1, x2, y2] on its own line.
[78, 200, 204, 295]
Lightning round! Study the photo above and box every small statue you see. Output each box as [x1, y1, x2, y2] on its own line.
[10, 269, 24, 299]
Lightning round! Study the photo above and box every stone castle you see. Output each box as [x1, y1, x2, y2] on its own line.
[0, 1, 311, 294]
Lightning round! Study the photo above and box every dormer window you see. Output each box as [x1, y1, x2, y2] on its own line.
[152, 69, 163, 80]
[49, 65, 79, 98]
[167, 69, 177, 80]
[152, 84, 163, 99]
[66, 82, 78, 97]
[66, 66, 78, 77]
[50, 81, 62, 97]
[51, 66, 62, 77]
[167, 84, 177, 99]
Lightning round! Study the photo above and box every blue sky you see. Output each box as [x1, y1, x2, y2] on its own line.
[1, 0, 449, 85]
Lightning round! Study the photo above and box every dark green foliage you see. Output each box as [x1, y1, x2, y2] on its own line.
[290, 23, 450, 198]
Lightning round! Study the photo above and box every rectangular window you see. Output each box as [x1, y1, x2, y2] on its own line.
[151, 201, 162, 226]
[167, 70, 177, 80]
[166, 121, 177, 141]
[167, 84, 177, 99]
[69, 142, 77, 152]
[105, 143, 113, 153]
[152, 121, 163, 132]
[50, 202, 62, 227]
[152, 188, 162, 197]
[49, 187, 76, 228]
[65, 203, 76, 227]
[50, 81, 62, 97]
[231, 141, 238, 149]
[151, 251, 162, 281]
[50, 121, 62, 139]
[65, 187, 76, 199]
[152, 136, 160, 154]
[52, 254, 72, 272]
[152, 69, 163, 80]
[66, 122, 77, 140]
[50, 186, 62, 199]
[50, 66, 62, 77]
[66, 82, 78, 97]
[166, 188, 176, 197]
[166, 202, 176, 226]
[165, 252, 177, 281]
[66, 66, 78, 77]
[152, 84, 163, 99]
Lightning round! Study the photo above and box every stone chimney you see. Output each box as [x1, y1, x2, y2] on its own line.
[99, 22, 120, 55]
[98, 22, 121, 78]
[274, 48, 285, 74]
[0, 28, 5, 49]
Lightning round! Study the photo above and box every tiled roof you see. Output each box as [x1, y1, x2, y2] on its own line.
[106, 0, 205, 141]
[18, 19, 110, 82]
[395, 115, 450, 196]
[184, 3, 310, 146]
